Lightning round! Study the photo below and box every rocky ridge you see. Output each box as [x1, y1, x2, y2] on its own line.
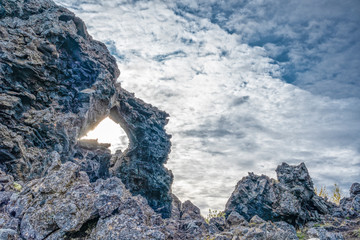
[225, 163, 334, 227]
[0, 0, 172, 219]
[0, 0, 359, 239]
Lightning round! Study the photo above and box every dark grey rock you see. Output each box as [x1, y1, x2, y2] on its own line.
[249, 215, 266, 225]
[90, 195, 166, 240]
[276, 162, 314, 191]
[0, 229, 20, 240]
[225, 162, 333, 227]
[307, 227, 344, 240]
[164, 198, 209, 239]
[337, 182, 360, 218]
[225, 219, 298, 240]
[214, 232, 233, 240]
[209, 216, 226, 233]
[0, 0, 173, 219]
[110, 87, 173, 218]
[350, 183, 360, 197]
[73, 139, 112, 182]
[226, 211, 247, 227]
[0, 0, 119, 182]
[181, 200, 203, 221]
[3, 160, 171, 240]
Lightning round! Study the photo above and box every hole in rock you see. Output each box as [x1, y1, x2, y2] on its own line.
[81, 117, 129, 153]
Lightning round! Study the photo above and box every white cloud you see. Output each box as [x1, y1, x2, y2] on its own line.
[171, 0, 360, 98]
[55, 0, 360, 214]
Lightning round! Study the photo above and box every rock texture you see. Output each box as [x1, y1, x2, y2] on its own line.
[225, 163, 360, 239]
[0, 0, 359, 239]
[1, 155, 167, 239]
[225, 163, 334, 227]
[0, 0, 118, 181]
[0, 0, 173, 218]
[109, 87, 173, 218]
[337, 183, 360, 218]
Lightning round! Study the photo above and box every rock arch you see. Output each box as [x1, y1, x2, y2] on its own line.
[0, 0, 172, 218]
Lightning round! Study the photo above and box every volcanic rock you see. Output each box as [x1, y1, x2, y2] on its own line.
[109, 87, 173, 218]
[1, 0, 359, 239]
[336, 182, 360, 219]
[225, 162, 334, 226]
[0, 0, 173, 218]
[1, 156, 167, 239]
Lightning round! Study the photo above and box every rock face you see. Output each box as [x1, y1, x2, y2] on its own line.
[0, 0, 359, 239]
[1, 155, 167, 239]
[0, 0, 173, 218]
[335, 182, 360, 219]
[225, 163, 334, 227]
[0, 0, 118, 180]
[110, 87, 173, 218]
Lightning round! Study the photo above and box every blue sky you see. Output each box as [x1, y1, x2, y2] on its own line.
[56, 0, 360, 213]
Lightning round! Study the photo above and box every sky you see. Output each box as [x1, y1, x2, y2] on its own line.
[57, 0, 360, 214]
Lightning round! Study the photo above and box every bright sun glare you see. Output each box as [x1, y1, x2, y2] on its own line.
[81, 117, 129, 153]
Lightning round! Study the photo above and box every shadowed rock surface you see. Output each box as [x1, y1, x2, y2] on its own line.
[1, 154, 167, 239]
[0, 0, 172, 218]
[337, 183, 360, 218]
[0, 0, 118, 180]
[109, 86, 173, 218]
[0, 0, 359, 239]
[225, 163, 334, 227]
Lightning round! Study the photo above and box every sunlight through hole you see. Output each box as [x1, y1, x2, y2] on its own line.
[81, 117, 129, 153]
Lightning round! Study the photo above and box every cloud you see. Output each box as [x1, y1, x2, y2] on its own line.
[153, 50, 187, 62]
[171, 0, 360, 99]
[231, 96, 250, 106]
[55, 0, 360, 213]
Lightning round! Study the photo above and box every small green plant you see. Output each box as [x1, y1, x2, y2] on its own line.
[13, 182, 22, 192]
[204, 236, 215, 240]
[205, 209, 225, 224]
[296, 230, 306, 240]
[249, 222, 258, 227]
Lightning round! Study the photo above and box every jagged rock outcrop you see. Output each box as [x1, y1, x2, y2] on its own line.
[0, 0, 173, 218]
[225, 163, 334, 227]
[1, 155, 167, 239]
[331, 182, 360, 220]
[73, 139, 112, 182]
[0, 0, 359, 239]
[164, 196, 209, 239]
[0, 0, 118, 180]
[0, 158, 209, 240]
[110, 87, 173, 218]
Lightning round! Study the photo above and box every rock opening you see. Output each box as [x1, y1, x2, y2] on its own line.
[81, 117, 129, 153]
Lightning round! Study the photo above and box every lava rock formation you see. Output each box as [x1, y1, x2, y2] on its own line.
[0, 0, 172, 219]
[0, 0, 359, 239]
[225, 163, 334, 227]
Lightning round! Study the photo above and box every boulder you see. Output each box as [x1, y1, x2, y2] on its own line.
[3, 159, 167, 239]
[225, 163, 333, 226]
[337, 182, 360, 218]
[307, 227, 344, 240]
